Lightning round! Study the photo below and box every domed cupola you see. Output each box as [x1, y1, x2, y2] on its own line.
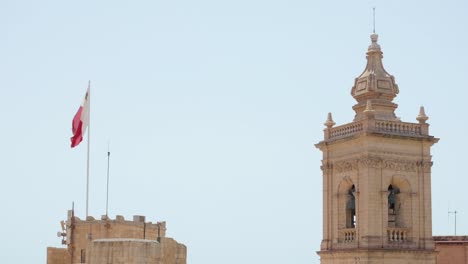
[351, 33, 400, 121]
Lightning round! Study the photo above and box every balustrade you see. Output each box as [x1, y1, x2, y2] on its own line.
[387, 228, 409, 242]
[327, 120, 423, 140]
[375, 121, 422, 136]
[340, 228, 356, 243]
[329, 122, 363, 139]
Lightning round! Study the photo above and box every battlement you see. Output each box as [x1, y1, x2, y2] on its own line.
[69, 211, 163, 224]
[60, 211, 167, 247]
[47, 210, 186, 264]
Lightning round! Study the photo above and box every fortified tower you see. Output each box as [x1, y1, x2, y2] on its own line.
[47, 211, 186, 264]
[315, 33, 438, 263]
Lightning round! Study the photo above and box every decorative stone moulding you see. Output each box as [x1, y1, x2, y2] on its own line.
[332, 157, 430, 173]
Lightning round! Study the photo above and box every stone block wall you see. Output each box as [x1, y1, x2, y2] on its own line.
[434, 236, 468, 264]
[46, 213, 186, 264]
[87, 238, 186, 264]
[46, 247, 70, 264]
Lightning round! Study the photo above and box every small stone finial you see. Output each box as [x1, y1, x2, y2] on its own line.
[416, 106, 429, 123]
[369, 33, 381, 51]
[324, 112, 336, 128]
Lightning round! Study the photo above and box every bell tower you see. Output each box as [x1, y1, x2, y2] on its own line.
[316, 33, 438, 264]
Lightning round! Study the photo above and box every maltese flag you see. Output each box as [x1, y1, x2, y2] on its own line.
[70, 88, 90, 148]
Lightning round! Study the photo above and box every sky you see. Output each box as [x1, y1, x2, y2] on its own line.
[2, 0, 468, 263]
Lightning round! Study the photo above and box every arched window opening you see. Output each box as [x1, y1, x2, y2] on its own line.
[388, 184, 400, 227]
[80, 249, 86, 263]
[346, 185, 356, 228]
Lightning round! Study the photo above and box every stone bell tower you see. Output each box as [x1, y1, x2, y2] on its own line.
[315, 33, 438, 264]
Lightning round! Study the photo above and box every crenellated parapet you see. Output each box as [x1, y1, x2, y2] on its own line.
[48, 210, 185, 264]
[58, 211, 167, 247]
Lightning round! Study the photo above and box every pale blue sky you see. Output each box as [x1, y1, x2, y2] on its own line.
[2, 0, 468, 263]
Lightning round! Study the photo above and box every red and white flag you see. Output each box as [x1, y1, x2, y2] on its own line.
[70, 88, 90, 148]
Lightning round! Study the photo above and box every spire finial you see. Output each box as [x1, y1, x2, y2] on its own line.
[373, 7, 376, 34]
[369, 8, 380, 51]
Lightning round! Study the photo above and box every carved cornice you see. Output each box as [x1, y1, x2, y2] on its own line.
[359, 157, 382, 168]
[321, 162, 333, 174]
[369, 151, 416, 158]
[331, 157, 429, 173]
[333, 157, 382, 173]
[417, 161, 433, 173]
[334, 160, 359, 173]
[383, 160, 417, 172]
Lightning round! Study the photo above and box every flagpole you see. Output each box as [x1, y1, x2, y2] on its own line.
[86, 80, 91, 218]
[106, 142, 110, 217]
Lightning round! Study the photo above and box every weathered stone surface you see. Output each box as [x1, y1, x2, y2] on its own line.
[316, 33, 437, 264]
[87, 238, 186, 264]
[46, 213, 186, 264]
[46, 247, 70, 264]
[434, 236, 468, 264]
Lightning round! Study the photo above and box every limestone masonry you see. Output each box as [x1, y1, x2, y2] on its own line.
[47, 211, 186, 264]
[315, 33, 438, 263]
[434, 236, 468, 264]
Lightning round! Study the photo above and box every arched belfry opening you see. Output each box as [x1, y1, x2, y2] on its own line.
[387, 184, 400, 227]
[346, 185, 356, 228]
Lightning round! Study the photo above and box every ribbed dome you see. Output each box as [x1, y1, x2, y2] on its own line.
[351, 34, 400, 121]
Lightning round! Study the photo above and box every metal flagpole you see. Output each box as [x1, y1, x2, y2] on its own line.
[86, 81, 91, 218]
[106, 142, 110, 216]
[449, 210, 458, 235]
